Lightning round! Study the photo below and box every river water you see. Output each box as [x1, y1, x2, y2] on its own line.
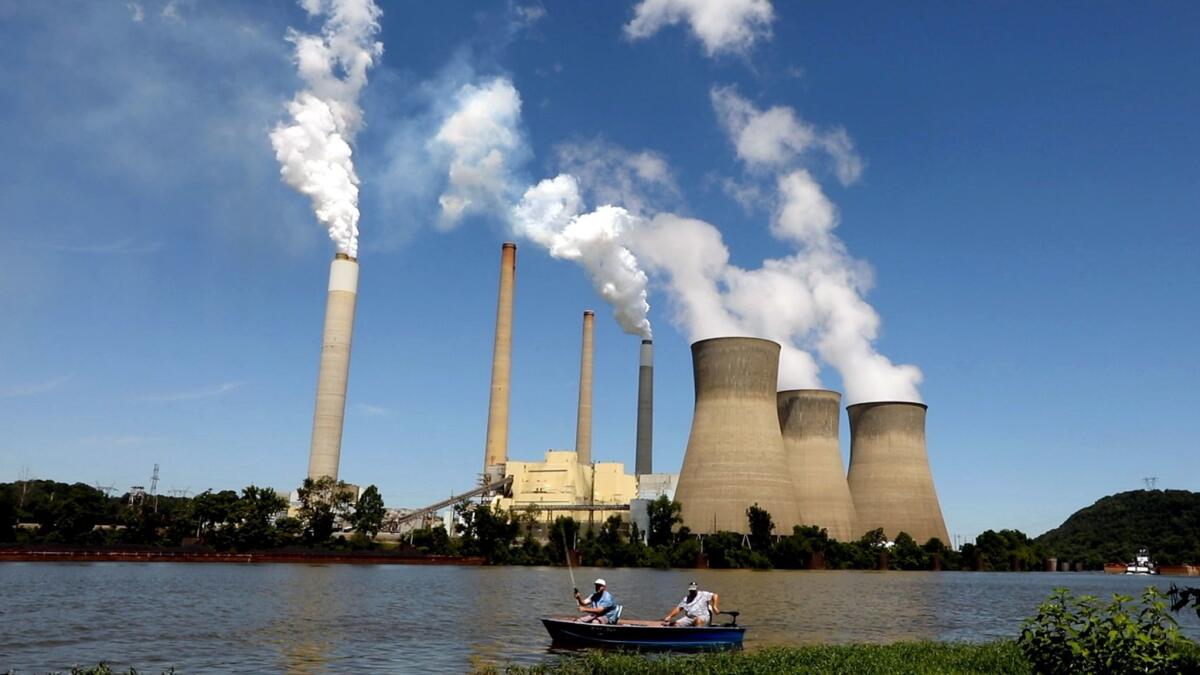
[1, 563, 1197, 673]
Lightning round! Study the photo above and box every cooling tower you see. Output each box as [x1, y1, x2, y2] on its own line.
[483, 242, 516, 475]
[634, 339, 653, 476]
[574, 310, 595, 465]
[846, 401, 950, 545]
[777, 389, 858, 542]
[674, 337, 801, 534]
[307, 253, 359, 480]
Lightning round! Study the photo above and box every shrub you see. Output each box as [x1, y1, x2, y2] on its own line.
[1018, 587, 1188, 674]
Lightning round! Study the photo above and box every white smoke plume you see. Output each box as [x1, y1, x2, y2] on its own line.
[270, 0, 383, 258]
[513, 175, 653, 338]
[711, 85, 863, 185]
[630, 167, 921, 403]
[432, 77, 525, 229]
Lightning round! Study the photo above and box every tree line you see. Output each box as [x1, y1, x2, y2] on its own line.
[0, 477, 385, 551]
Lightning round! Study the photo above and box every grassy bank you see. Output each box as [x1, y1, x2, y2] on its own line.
[475, 642, 1033, 675]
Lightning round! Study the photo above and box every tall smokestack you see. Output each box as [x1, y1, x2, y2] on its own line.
[483, 243, 516, 475]
[307, 253, 359, 480]
[574, 310, 595, 465]
[846, 402, 950, 545]
[777, 390, 857, 541]
[674, 337, 801, 533]
[635, 339, 653, 476]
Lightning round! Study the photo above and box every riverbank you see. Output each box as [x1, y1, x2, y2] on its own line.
[476, 643, 1032, 674]
[477, 639, 1200, 675]
[0, 546, 484, 565]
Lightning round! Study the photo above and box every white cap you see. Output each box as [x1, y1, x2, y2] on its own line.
[687, 582, 698, 590]
[594, 578, 607, 586]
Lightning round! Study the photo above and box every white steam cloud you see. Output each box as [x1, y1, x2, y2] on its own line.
[270, 0, 383, 258]
[513, 175, 652, 338]
[429, 78, 654, 337]
[432, 78, 524, 229]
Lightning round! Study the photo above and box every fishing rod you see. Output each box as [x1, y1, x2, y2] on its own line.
[562, 526, 578, 596]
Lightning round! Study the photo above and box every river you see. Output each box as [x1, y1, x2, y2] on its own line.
[1, 563, 1197, 673]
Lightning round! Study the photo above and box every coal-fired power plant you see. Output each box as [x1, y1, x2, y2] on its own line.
[483, 242, 517, 477]
[674, 337, 802, 533]
[846, 401, 950, 544]
[574, 310, 595, 465]
[777, 389, 858, 542]
[307, 252, 359, 480]
[634, 339, 653, 476]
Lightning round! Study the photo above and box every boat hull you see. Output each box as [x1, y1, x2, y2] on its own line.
[541, 617, 745, 650]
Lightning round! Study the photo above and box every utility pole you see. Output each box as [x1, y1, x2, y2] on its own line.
[1143, 477, 1158, 490]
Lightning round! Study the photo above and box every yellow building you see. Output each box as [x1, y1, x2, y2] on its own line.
[496, 450, 637, 525]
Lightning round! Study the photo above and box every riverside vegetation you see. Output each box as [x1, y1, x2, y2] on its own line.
[3, 480, 1197, 572]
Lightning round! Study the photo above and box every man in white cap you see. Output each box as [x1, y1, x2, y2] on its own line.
[574, 578, 618, 624]
[662, 581, 719, 627]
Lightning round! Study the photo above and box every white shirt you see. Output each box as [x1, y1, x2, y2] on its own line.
[677, 590, 714, 618]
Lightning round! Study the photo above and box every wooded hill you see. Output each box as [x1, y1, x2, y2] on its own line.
[1035, 489, 1200, 567]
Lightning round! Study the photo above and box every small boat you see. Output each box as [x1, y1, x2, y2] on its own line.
[1125, 548, 1157, 575]
[541, 612, 746, 650]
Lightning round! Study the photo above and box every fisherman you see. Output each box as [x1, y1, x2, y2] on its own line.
[574, 578, 618, 624]
[662, 581, 719, 627]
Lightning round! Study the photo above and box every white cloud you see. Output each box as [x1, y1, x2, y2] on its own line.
[431, 77, 525, 229]
[711, 85, 864, 184]
[624, 0, 774, 57]
[515, 4, 547, 26]
[127, 2, 145, 22]
[353, 403, 391, 416]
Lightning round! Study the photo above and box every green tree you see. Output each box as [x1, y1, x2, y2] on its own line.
[350, 485, 386, 538]
[296, 476, 353, 545]
[229, 485, 288, 551]
[0, 497, 16, 542]
[746, 503, 774, 551]
[547, 516, 580, 565]
[646, 496, 682, 548]
[891, 532, 928, 570]
[189, 489, 240, 543]
[456, 501, 518, 563]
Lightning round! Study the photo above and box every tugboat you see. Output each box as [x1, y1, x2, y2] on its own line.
[1125, 548, 1157, 575]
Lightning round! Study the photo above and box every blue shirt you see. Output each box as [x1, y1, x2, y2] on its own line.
[584, 590, 616, 615]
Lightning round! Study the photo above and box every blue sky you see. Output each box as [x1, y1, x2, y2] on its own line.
[1, 0, 1197, 542]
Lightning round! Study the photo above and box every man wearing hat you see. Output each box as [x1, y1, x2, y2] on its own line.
[662, 582, 719, 627]
[574, 578, 618, 624]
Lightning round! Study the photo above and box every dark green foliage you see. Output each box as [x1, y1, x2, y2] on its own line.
[480, 642, 1033, 675]
[456, 501, 520, 563]
[975, 529, 1043, 571]
[0, 498, 15, 542]
[745, 503, 773, 552]
[350, 485, 386, 537]
[772, 525, 830, 569]
[547, 516, 580, 565]
[890, 532, 928, 570]
[1018, 587, 1194, 674]
[1035, 489, 1200, 566]
[1169, 584, 1200, 619]
[646, 496, 681, 548]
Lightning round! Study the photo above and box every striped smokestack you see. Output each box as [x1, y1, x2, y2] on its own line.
[777, 389, 857, 541]
[635, 339, 653, 475]
[307, 253, 359, 480]
[483, 243, 516, 474]
[574, 310, 595, 464]
[847, 401, 950, 545]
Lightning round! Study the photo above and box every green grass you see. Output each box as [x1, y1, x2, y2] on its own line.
[476, 642, 1034, 675]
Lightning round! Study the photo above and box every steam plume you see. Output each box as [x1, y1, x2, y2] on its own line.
[270, 0, 383, 258]
[513, 175, 653, 338]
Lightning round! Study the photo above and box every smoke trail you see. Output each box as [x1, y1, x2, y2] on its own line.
[514, 175, 653, 338]
[270, 0, 383, 258]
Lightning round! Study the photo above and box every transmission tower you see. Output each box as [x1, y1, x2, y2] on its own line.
[150, 463, 160, 512]
[1143, 476, 1159, 490]
[94, 482, 117, 498]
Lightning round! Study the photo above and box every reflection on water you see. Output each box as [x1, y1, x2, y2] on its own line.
[1, 563, 1197, 673]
